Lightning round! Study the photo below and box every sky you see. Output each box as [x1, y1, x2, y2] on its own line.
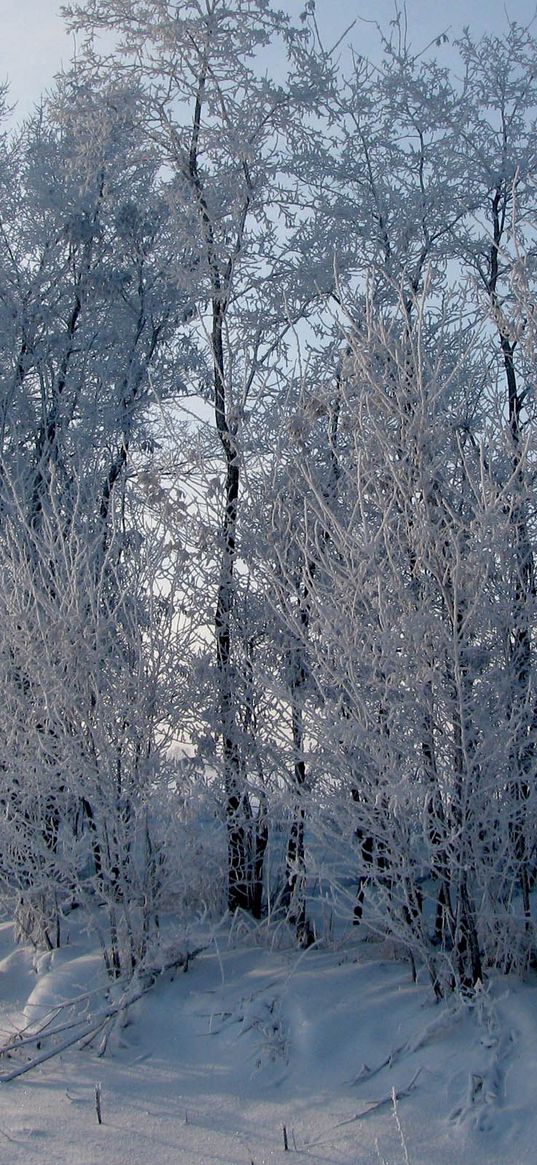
[2, 0, 537, 123]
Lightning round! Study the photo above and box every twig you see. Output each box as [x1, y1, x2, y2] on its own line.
[95, 1081, 102, 1125]
[392, 1088, 411, 1165]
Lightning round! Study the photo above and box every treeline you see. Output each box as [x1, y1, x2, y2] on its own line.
[0, 1, 536, 994]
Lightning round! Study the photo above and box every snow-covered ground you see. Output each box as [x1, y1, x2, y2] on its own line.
[0, 916, 536, 1165]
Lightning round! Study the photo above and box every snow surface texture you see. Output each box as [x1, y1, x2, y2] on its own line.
[0, 917, 535, 1165]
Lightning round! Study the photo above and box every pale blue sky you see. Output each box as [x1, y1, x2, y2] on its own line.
[2, 0, 537, 123]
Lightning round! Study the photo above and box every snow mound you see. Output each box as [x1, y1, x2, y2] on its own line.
[0, 923, 536, 1164]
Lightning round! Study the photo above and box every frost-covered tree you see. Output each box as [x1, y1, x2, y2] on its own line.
[270, 18, 537, 985]
[0, 81, 199, 965]
[61, 0, 316, 914]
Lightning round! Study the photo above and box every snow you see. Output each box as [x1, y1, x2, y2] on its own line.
[0, 917, 536, 1165]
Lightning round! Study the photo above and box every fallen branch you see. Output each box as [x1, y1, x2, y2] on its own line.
[0, 942, 205, 1083]
[0, 978, 128, 1054]
[340, 1069, 421, 1122]
[351, 999, 465, 1085]
[305, 1071, 422, 1150]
